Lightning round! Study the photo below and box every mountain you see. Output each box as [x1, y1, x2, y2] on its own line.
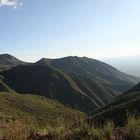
[0, 54, 26, 66]
[36, 56, 140, 93]
[90, 83, 140, 125]
[124, 82, 140, 94]
[0, 80, 14, 93]
[0, 54, 27, 72]
[0, 54, 139, 113]
[0, 65, 116, 112]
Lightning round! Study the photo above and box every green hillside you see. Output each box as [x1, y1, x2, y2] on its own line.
[90, 84, 140, 125]
[0, 91, 85, 128]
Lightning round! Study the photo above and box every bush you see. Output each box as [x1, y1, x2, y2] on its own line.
[126, 115, 140, 140]
[3, 120, 30, 140]
[103, 120, 115, 139]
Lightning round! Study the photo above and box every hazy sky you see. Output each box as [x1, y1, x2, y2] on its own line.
[0, 0, 140, 62]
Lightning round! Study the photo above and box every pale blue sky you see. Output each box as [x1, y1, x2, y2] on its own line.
[0, 0, 140, 62]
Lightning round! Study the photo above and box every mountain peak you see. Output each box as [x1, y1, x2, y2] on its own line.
[0, 54, 26, 65]
[0, 53, 14, 58]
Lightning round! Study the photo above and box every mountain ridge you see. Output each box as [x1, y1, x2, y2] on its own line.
[0, 54, 140, 113]
[0, 54, 26, 65]
[36, 56, 139, 84]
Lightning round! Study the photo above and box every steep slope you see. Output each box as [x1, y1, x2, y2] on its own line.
[0, 65, 112, 112]
[0, 75, 15, 92]
[36, 56, 140, 94]
[0, 91, 84, 127]
[0, 54, 26, 65]
[0, 54, 27, 72]
[90, 83, 140, 125]
[1, 54, 139, 113]
[124, 82, 140, 94]
[0, 80, 14, 93]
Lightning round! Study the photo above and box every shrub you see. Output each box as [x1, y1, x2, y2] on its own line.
[126, 115, 140, 140]
[3, 120, 30, 140]
[103, 120, 115, 140]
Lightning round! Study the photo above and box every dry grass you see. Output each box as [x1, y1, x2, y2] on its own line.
[0, 115, 139, 140]
[1, 119, 37, 140]
[126, 115, 140, 140]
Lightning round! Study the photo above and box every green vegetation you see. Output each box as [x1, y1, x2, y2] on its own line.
[0, 92, 85, 128]
[90, 89, 140, 126]
[0, 91, 139, 140]
[127, 115, 140, 140]
[1, 114, 139, 140]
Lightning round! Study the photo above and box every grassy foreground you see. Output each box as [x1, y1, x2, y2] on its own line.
[0, 92, 139, 139]
[0, 115, 140, 140]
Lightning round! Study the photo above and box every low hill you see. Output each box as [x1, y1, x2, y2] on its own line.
[0, 91, 84, 128]
[90, 83, 140, 125]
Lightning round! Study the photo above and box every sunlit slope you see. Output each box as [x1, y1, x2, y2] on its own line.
[0, 91, 84, 127]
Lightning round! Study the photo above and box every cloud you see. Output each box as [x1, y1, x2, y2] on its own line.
[0, 0, 23, 9]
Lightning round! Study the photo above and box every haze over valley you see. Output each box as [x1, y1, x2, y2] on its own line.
[102, 55, 140, 77]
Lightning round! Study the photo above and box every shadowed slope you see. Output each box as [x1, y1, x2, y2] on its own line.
[36, 56, 140, 94]
[89, 83, 140, 125]
[124, 82, 140, 94]
[0, 65, 110, 112]
[0, 54, 139, 113]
